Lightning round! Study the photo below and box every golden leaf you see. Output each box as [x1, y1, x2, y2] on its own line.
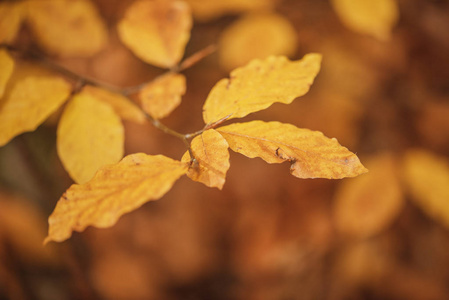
[218, 121, 367, 179]
[57, 92, 124, 184]
[26, 0, 108, 56]
[334, 154, 403, 238]
[331, 0, 399, 41]
[45, 153, 188, 243]
[117, 0, 192, 68]
[402, 149, 449, 229]
[219, 12, 297, 71]
[82, 85, 146, 124]
[0, 68, 71, 146]
[181, 129, 230, 189]
[0, 49, 14, 98]
[139, 73, 186, 119]
[0, 2, 25, 43]
[202, 54, 321, 124]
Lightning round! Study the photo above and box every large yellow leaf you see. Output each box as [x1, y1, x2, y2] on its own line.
[0, 2, 25, 43]
[334, 154, 403, 238]
[331, 0, 399, 41]
[219, 12, 297, 72]
[202, 54, 322, 124]
[82, 85, 146, 124]
[181, 129, 230, 189]
[218, 121, 367, 179]
[402, 149, 449, 229]
[139, 73, 186, 119]
[0, 50, 14, 98]
[0, 69, 71, 146]
[117, 0, 192, 68]
[26, 0, 108, 57]
[57, 92, 124, 184]
[45, 153, 188, 243]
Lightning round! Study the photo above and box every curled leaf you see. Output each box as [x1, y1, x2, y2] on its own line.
[0, 1, 25, 43]
[181, 129, 230, 189]
[0, 49, 14, 98]
[117, 0, 192, 68]
[45, 154, 188, 243]
[57, 92, 124, 184]
[218, 121, 367, 179]
[139, 73, 186, 119]
[203, 54, 322, 124]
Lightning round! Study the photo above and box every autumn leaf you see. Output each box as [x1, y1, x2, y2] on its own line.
[82, 85, 146, 124]
[202, 54, 322, 124]
[218, 121, 367, 179]
[0, 1, 25, 43]
[334, 153, 403, 238]
[0, 49, 14, 98]
[0, 66, 71, 146]
[45, 153, 188, 243]
[181, 129, 230, 189]
[26, 0, 108, 56]
[139, 73, 186, 119]
[331, 0, 399, 41]
[402, 149, 449, 229]
[219, 12, 297, 71]
[57, 92, 124, 184]
[117, 0, 192, 68]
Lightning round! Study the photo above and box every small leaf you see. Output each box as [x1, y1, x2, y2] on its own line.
[0, 1, 25, 43]
[117, 0, 192, 68]
[402, 149, 449, 229]
[82, 85, 146, 124]
[45, 153, 188, 243]
[219, 12, 297, 71]
[181, 129, 230, 189]
[57, 92, 124, 184]
[0, 67, 71, 146]
[0, 49, 14, 98]
[334, 154, 403, 238]
[218, 121, 367, 179]
[331, 0, 399, 41]
[139, 73, 186, 119]
[26, 0, 108, 56]
[202, 54, 322, 124]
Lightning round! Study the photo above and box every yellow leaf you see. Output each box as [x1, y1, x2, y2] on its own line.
[181, 129, 230, 189]
[0, 68, 71, 146]
[331, 0, 399, 41]
[0, 2, 25, 43]
[45, 153, 188, 243]
[117, 0, 192, 68]
[82, 85, 146, 124]
[218, 121, 367, 179]
[26, 0, 108, 57]
[139, 73, 186, 119]
[219, 12, 297, 72]
[0, 49, 14, 98]
[402, 149, 449, 229]
[202, 54, 322, 124]
[334, 154, 403, 238]
[57, 92, 124, 184]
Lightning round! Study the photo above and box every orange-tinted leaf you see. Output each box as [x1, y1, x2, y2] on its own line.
[117, 0, 192, 68]
[202, 54, 321, 124]
[57, 92, 124, 184]
[218, 121, 367, 179]
[139, 73, 186, 119]
[219, 12, 297, 71]
[0, 2, 25, 43]
[26, 0, 108, 56]
[331, 0, 399, 41]
[402, 149, 449, 229]
[0, 49, 14, 98]
[334, 154, 403, 238]
[45, 153, 188, 243]
[181, 129, 230, 189]
[0, 67, 71, 146]
[82, 85, 146, 124]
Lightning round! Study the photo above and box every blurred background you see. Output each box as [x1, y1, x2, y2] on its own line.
[1, 0, 449, 299]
